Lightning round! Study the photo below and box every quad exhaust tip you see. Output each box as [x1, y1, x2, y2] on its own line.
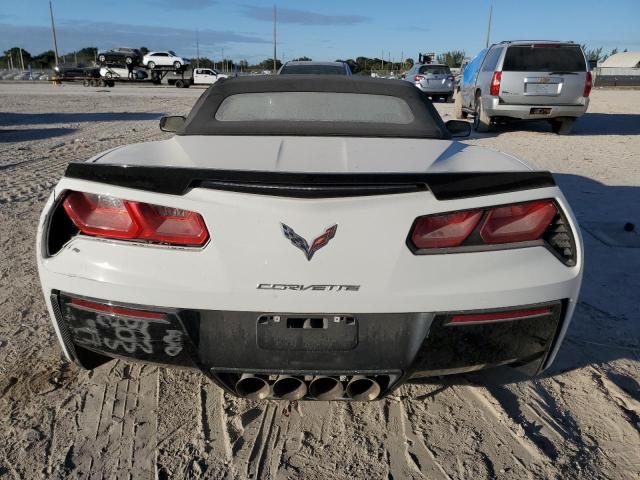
[309, 376, 344, 400]
[272, 376, 307, 401]
[346, 376, 381, 401]
[235, 374, 270, 400]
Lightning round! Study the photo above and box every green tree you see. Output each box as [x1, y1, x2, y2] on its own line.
[436, 50, 465, 67]
[140, 47, 150, 55]
[32, 50, 56, 68]
[292, 56, 312, 61]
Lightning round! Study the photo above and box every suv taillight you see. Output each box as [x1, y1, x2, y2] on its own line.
[583, 71, 592, 98]
[489, 71, 502, 96]
[408, 200, 575, 264]
[62, 191, 209, 246]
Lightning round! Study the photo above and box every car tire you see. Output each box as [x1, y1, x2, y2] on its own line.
[148, 61, 156, 69]
[473, 97, 491, 132]
[550, 117, 575, 135]
[125, 57, 133, 64]
[98, 79, 106, 87]
[453, 91, 467, 119]
[107, 80, 115, 87]
[82, 79, 90, 87]
[98, 55, 106, 63]
[173, 61, 182, 69]
[89, 79, 98, 87]
[175, 80, 184, 88]
[446, 95, 454, 103]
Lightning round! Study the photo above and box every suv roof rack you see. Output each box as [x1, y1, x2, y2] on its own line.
[496, 40, 575, 44]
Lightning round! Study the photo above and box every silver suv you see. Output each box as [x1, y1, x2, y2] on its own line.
[403, 63, 455, 101]
[455, 41, 592, 134]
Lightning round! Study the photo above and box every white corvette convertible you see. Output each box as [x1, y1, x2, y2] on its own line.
[37, 76, 582, 401]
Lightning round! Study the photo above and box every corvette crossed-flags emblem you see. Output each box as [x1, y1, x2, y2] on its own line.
[281, 223, 338, 261]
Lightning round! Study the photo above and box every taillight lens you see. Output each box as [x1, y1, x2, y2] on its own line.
[480, 200, 557, 244]
[63, 192, 139, 239]
[409, 200, 564, 253]
[583, 71, 592, 97]
[489, 71, 502, 96]
[62, 191, 209, 246]
[410, 210, 483, 249]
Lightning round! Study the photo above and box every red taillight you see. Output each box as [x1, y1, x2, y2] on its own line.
[489, 71, 502, 96]
[413, 74, 424, 82]
[583, 71, 592, 98]
[410, 210, 483, 249]
[68, 297, 166, 319]
[480, 200, 557, 244]
[63, 191, 139, 239]
[449, 306, 552, 324]
[63, 191, 209, 246]
[408, 200, 560, 251]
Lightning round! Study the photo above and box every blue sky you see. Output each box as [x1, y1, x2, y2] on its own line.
[1, 0, 638, 63]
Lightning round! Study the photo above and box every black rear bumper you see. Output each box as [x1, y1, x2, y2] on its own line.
[51, 292, 565, 400]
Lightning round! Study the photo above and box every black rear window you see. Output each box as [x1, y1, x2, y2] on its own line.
[280, 65, 346, 75]
[418, 65, 451, 75]
[503, 45, 586, 72]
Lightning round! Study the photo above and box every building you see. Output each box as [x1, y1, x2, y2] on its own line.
[595, 52, 640, 87]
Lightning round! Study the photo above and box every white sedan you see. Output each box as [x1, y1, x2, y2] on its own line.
[142, 51, 188, 69]
[37, 76, 582, 402]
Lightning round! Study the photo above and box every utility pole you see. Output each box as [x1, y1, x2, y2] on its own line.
[19, 48, 25, 71]
[221, 47, 225, 72]
[49, 0, 60, 66]
[272, 5, 277, 74]
[485, 2, 493, 48]
[381, 49, 384, 70]
[196, 30, 200, 68]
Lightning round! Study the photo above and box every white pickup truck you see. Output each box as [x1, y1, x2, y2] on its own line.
[169, 68, 228, 88]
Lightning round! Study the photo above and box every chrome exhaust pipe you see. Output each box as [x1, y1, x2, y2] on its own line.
[235, 374, 270, 400]
[346, 376, 381, 401]
[309, 376, 344, 400]
[272, 376, 307, 400]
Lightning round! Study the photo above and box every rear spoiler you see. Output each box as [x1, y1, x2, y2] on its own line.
[64, 163, 555, 201]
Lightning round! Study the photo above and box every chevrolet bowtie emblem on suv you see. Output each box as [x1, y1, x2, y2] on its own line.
[281, 223, 337, 261]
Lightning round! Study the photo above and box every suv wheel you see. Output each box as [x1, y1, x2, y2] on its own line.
[125, 57, 133, 64]
[454, 91, 467, 119]
[473, 97, 491, 132]
[147, 61, 156, 69]
[550, 117, 575, 135]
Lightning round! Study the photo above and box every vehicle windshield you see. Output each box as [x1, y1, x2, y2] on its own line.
[503, 45, 586, 72]
[215, 92, 414, 124]
[418, 65, 451, 75]
[280, 64, 346, 75]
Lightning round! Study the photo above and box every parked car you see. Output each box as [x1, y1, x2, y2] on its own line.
[167, 67, 228, 88]
[97, 48, 142, 66]
[455, 41, 591, 134]
[403, 63, 455, 101]
[53, 64, 100, 81]
[99, 66, 148, 80]
[278, 61, 352, 75]
[142, 51, 188, 69]
[37, 76, 582, 402]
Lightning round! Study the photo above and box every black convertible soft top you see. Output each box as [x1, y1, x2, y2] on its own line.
[179, 75, 450, 139]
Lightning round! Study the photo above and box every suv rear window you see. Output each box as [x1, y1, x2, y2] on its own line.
[503, 45, 586, 72]
[418, 65, 451, 75]
[215, 92, 415, 124]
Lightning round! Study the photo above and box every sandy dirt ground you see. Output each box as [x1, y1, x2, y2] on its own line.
[0, 82, 639, 479]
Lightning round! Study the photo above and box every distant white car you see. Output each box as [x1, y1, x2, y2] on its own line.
[99, 67, 148, 80]
[142, 51, 188, 69]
